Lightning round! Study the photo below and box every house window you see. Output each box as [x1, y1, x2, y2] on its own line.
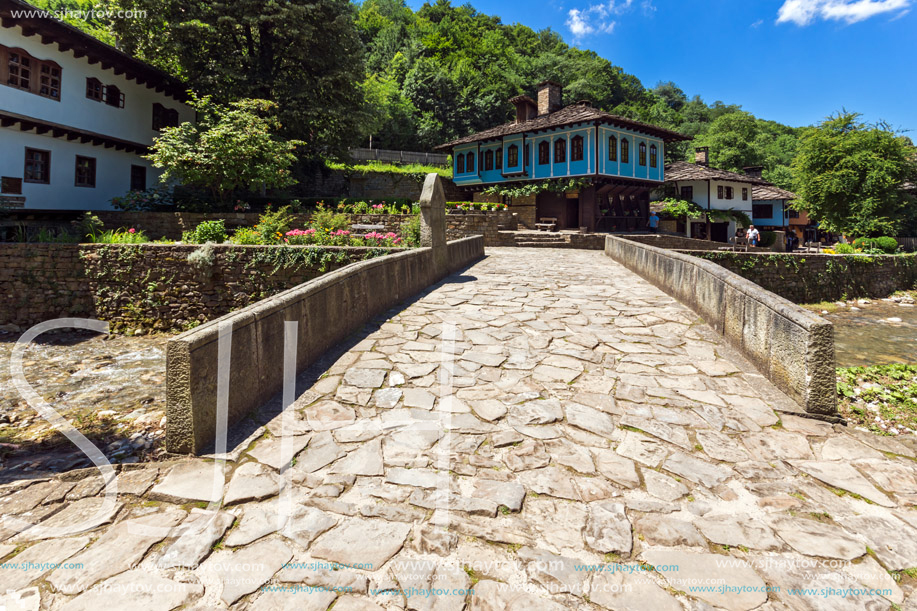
[621, 138, 630, 163]
[75, 156, 96, 188]
[466, 152, 475, 173]
[680, 186, 693, 202]
[608, 135, 617, 161]
[507, 145, 518, 167]
[7, 50, 32, 90]
[742, 187, 748, 201]
[2, 177, 23, 194]
[39, 63, 61, 100]
[86, 78, 103, 101]
[789, 209, 800, 219]
[24, 148, 50, 184]
[105, 84, 125, 108]
[717, 185, 724, 199]
[571, 135, 584, 162]
[650, 144, 658, 168]
[725, 186, 734, 199]
[2, 46, 61, 100]
[130, 165, 146, 191]
[153, 102, 178, 129]
[457, 154, 465, 174]
[554, 138, 566, 163]
[753, 204, 773, 219]
[638, 142, 647, 166]
[524, 143, 530, 167]
[484, 149, 493, 171]
[538, 141, 549, 165]
[495, 147, 502, 170]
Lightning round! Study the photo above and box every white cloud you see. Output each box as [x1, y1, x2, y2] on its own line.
[750, 18, 764, 27]
[777, 0, 910, 25]
[566, 0, 650, 39]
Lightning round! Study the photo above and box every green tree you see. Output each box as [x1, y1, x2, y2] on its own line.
[147, 96, 302, 205]
[112, 0, 365, 158]
[793, 112, 917, 237]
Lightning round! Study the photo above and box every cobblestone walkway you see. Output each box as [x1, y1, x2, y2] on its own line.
[3, 248, 917, 610]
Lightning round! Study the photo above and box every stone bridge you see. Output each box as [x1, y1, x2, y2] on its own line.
[1, 246, 916, 610]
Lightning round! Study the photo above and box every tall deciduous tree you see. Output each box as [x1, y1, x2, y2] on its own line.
[793, 112, 917, 237]
[112, 0, 365, 159]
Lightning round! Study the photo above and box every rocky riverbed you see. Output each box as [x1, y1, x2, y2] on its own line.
[0, 330, 168, 479]
[815, 292, 917, 367]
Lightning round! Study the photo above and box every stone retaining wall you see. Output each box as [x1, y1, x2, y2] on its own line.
[605, 235, 837, 417]
[623, 234, 727, 251]
[689, 252, 917, 303]
[0, 243, 393, 333]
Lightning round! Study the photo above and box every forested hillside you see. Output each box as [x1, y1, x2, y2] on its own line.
[34, 0, 800, 187]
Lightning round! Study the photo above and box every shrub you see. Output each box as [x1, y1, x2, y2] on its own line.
[758, 231, 777, 248]
[834, 243, 855, 254]
[88, 228, 148, 244]
[403, 214, 421, 247]
[193, 219, 228, 244]
[875, 236, 898, 253]
[110, 186, 173, 211]
[187, 242, 216, 271]
[256, 206, 295, 243]
[230, 226, 262, 245]
[310, 208, 350, 232]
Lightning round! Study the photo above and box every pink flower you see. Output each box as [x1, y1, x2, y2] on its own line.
[128, 228, 136, 234]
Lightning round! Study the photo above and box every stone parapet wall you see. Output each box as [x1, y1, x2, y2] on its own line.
[0, 243, 391, 333]
[605, 235, 837, 417]
[688, 252, 917, 303]
[623, 233, 726, 251]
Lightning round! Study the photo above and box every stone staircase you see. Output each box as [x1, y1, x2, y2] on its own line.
[513, 232, 569, 247]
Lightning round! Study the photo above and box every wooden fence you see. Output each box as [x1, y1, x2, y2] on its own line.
[349, 148, 449, 167]
[898, 237, 917, 252]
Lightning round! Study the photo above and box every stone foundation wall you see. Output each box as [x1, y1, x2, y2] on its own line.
[690, 252, 917, 303]
[0, 244, 395, 333]
[297, 169, 466, 200]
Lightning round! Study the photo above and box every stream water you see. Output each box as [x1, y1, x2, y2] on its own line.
[822, 301, 917, 367]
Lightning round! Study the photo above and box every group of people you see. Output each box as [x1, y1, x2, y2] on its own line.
[645, 211, 761, 247]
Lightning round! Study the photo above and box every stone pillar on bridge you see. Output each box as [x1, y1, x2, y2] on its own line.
[419, 173, 448, 273]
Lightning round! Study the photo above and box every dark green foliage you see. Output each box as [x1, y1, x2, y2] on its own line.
[794, 113, 917, 238]
[853, 236, 899, 253]
[835, 243, 855, 254]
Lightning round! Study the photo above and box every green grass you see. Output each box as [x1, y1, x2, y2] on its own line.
[837, 364, 917, 433]
[326, 160, 452, 179]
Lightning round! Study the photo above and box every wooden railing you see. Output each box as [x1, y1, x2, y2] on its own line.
[349, 148, 449, 167]
[897, 237, 917, 252]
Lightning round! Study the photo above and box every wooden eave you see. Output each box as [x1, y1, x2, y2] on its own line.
[1, 110, 149, 154]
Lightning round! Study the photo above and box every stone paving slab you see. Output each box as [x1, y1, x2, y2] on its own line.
[4, 249, 917, 609]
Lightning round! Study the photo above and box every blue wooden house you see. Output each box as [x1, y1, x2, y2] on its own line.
[436, 81, 690, 231]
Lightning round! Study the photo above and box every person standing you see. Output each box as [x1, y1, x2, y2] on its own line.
[747, 224, 760, 247]
[647, 211, 659, 233]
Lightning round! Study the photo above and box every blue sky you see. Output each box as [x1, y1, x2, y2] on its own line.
[407, 0, 916, 132]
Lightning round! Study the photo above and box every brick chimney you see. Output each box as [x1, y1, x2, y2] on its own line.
[744, 166, 764, 179]
[536, 81, 563, 116]
[509, 95, 537, 123]
[695, 147, 710, 166]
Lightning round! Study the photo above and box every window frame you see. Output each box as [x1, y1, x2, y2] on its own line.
[638, 142, 647, 166]
[466, 152, 475, 173]
[649, 144, 658, 168]
[621, 138, 630, 164]
[553, 138, 566, 164]
[484, 149, 494, 171]
[130, 165, 147, 192]
[753, 203, 774, 219]
[571, 135, 584, 162]
[75, 156, 97, 188]
[457, 154, 465, 174]
[680, 186, 693, 202]
[86, 77, 103, 101]
[725, 186, 734, 200]
[742, 187, 748, 201]
[104, 84, 125, 109]
[507, 144, 518, 168]
[495, 147, 502, 170]
[24, 148, 51, 184]
[608, 135, 617, 162]
[2, 45, 61, 101]
[38, 61, 61, 100]
[538, 141, 550, 165]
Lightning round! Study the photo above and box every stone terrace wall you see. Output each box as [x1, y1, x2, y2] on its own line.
[297, 168, 466, 200]
[624, 234, 726, 251]
[0, 244, 394, 333]
[690, 252, 917, 303]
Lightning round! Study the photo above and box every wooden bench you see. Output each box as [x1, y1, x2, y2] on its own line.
[535, 217, 557, 232]
[350, 223, 385, 237]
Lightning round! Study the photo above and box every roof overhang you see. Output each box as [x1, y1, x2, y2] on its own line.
[0, 0, 187, 101]
[1, 110, 149, 154]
